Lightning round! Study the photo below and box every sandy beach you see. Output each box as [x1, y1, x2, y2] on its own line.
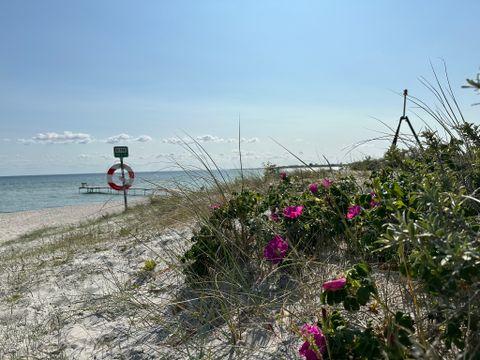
[0, 199, 147, 243]
[0, 195, 195, 359]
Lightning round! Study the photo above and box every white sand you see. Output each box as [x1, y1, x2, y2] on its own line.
[0, 199, 147, 243]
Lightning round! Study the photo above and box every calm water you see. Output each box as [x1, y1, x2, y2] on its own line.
[0, 169, 258, 213]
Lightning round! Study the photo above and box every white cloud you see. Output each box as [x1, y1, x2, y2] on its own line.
[105, 133, 152, 144]
[162, 134, 260, 144]
[18, 131, 92, 145]
[162, 137, 185, 144]
[134, 135, 152, 142]
[196, 134, 223, 143]
[105, 133, 131, 144]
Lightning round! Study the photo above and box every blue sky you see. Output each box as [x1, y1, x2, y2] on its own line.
[1, 1, 479, 175]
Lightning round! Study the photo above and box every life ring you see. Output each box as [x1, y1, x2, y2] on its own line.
[107, 163, 135, 191]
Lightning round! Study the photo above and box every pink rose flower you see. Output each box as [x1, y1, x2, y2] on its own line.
[369, 192, 380, 208]
[263, 235, 288, 264]
[322, 277, 347, 292]
[299, 323, 327, 360]
[283, 205, 304, 219]
[270, 212, 280, 222]
[280, 171, 287, 180]
[346, 205, 361, 219]
[308, 183, 318, 194]
[321, 178, 333, 188]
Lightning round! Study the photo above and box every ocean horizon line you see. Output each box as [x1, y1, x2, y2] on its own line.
[0, 167, 266, 179]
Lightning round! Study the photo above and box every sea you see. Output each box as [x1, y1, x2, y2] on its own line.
[0, 169, 259, 213]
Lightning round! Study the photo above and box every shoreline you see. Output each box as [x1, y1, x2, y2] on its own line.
[0, 198, 148, 243]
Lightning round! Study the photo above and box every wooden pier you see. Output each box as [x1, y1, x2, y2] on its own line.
[79, 183, 155, 196]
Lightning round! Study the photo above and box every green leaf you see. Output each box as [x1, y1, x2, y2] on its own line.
[355, 262, 370, 277]
[395, 312, 414, 332]
[357, 286, 371, 306]
[320, 292, 327, 304]
[344, 296, 360, 311]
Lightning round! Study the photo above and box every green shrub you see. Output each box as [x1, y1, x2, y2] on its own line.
[180, 118, 480, 357]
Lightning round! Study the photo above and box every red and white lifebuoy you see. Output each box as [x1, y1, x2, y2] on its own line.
[107, 163, 135, 191]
